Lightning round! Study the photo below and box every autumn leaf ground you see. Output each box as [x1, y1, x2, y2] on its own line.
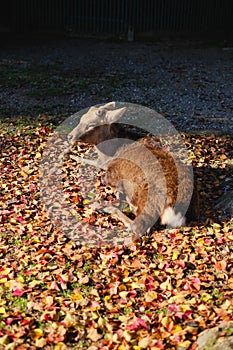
[0, 120, 233, 350]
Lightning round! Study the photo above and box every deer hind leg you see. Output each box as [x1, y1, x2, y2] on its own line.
[103, 206, 156, 236]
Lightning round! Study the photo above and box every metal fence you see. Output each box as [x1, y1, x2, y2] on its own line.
[3, 0, 233, 36]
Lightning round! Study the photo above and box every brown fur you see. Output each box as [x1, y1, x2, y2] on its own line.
[105, 135, 198, 235]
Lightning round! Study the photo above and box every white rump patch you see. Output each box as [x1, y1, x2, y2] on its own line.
[161, 206, 186, 228]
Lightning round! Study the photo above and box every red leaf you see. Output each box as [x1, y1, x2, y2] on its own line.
[17, 216, 24, 224]
[191, 277, 201, 291]
[128, 290, 137, 298]
[6, 317, 21, 325]
[13, 289, 26, 297]
[126, 318, 149, 331]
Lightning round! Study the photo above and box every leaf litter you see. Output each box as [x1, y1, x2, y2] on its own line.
[0, 123, 233, 349]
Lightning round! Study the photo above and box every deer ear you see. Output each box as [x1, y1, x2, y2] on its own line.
[105, 107, 126, 124]
[101, 102, 116, 110]
[88, 106, 96, 112]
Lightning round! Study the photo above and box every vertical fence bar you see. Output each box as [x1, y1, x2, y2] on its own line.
[4, 0, 233, 37]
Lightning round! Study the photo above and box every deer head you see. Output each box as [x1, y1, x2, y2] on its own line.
[68, 102, 126, 144]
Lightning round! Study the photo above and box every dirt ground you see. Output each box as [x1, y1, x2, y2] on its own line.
[0, 33, 233, 134]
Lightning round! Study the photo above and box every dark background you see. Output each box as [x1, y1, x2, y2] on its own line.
[1, 0, 233, 41]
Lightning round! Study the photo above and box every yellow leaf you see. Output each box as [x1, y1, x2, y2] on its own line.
[197, 238, 204, 245]
[5, 281, 13, 288]
[0, 299, 6, 306]
[229, 277, 233, 289]
[104, 295, 111, 302]
[181, 304, 192, 312]
[172, 325, 183, 334]
[63, 312, 77, 327]
[0, 278, 7, 284]
[87, 328, 102, 341]
[188, 298, 197, 305]
[91, 312, 98, 320]
[123, 330, 131, 342]
[201, 293, 212, 302]
[172, 251, 179, 260]
[123, 277, 132, 283]
[98, 317, 106, 327]
[90, 288, 99, 297]
[145, 291, 157, 302]
[222, 299, 231, 310]
[16, 276, 24, 283]
[35, 152, 41, 159]
[138, 336, 150, 348]
[1, 268, 11, 275]
[28, 280, 42, 288]
[131, 282, 144, 289]
[119, 284, 127, 291]
[71, 293, 83, 301]
[178, 340, 191, 349]
[31, 328, 43, 340]
[161, 316, 174, 332]
[0, 307, 6, 315]
[119, 345, 128, 350]
[45, 296, 54, 306]
[35, 338, 47, 348]
[119, 315, 130, 323]
[39, 115, 47, 120]
[160, 277, 172, 291]
[198, 304, 208, 311]
[31, 237, 41, 243]
[220, 154, 227, 160]
[0, 335, 9, 345]
[14, 189, 22, 195]
[119, 291, 128, 298]
[54, 343, 66, 350]
[21, 171, 28, 178]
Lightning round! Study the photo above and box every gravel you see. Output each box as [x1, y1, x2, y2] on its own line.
[0, 35, 233, 134]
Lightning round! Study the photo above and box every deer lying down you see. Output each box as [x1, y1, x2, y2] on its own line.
[68, 102, 199, 235]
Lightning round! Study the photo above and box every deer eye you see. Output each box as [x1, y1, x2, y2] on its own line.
[95, 109, 105, 117]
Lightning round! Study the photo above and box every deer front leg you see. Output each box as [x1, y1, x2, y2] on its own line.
[103, 206, 134, 230]
[70, 146, 113, 170]
[69, 154, 103, 169]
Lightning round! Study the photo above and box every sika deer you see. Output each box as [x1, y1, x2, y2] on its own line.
[68, 102, 199, 235]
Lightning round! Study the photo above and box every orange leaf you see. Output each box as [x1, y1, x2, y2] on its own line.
[215, 260, 227, 271]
